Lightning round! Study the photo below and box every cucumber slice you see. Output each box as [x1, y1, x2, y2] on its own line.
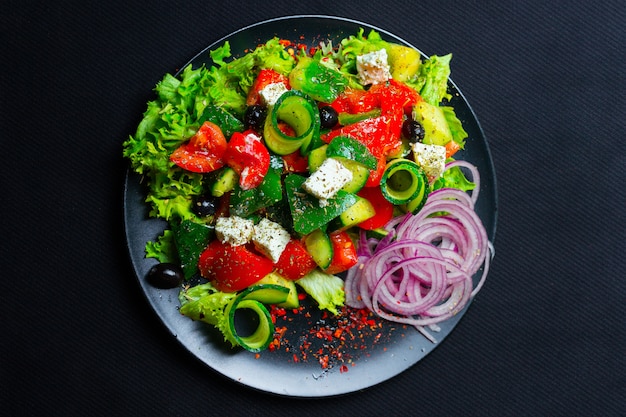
[307, 144, 328, 172]
[224, 283, 291, 352]
[304, 229, 333, 269]
[331, 195, 375, 231]
[263, 90, 321, 155]
[257, 272, 299, 309]
[239, 283, 291, 305]
[335, 158, 370, 193]
[401, 173, 430, 214]
[226, 299, 274, 352]
[211, 167, 237, 197]
[380, 158, 427, 205]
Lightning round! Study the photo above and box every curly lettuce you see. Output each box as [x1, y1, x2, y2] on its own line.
[178, 283, 238, 347]
[145, 229, 178, 263]
[408, 53, 452, 105]
[122, 37, 296, 227]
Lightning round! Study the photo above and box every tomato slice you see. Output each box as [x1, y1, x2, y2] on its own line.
[273, 239, 317, 280]
[324, 231, 358, 275]
[246, 68, 290, 106]
[198, 240, 274, 292]
[357, 186, 394, 230]
[223, 130, 270, 190]
[170, 122, 228, 173]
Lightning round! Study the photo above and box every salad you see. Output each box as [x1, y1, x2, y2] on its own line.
[123, 28, 491, 353]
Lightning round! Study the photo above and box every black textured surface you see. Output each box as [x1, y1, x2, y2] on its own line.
[2, 1, 624, 415]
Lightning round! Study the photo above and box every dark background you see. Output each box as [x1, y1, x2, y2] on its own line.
[2, 1, 624, 415]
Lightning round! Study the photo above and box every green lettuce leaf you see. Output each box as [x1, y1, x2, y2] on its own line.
[296, 269, 345, 315]
[178, 283, 238, 347]
[145, 229, 178, 263]
[409, 53, 452, 105]
[432, 161, 476, 193]
[441, 105, 468, 148]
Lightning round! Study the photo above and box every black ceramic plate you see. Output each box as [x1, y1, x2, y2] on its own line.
[124, 15, 497, 397]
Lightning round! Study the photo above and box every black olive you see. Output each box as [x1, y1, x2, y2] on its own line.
[319, 105, 339, 129]
[402, 119, 425, 143]
[244, 105, 267, 131]
[193, 195, 218, 217]
[147, 263, 184, 289]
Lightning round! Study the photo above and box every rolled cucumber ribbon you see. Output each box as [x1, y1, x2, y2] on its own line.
[380, 158, 429, 210]
[263, 90, 321, 155]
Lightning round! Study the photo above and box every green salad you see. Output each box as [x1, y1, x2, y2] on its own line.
[123, 28, 480, 353]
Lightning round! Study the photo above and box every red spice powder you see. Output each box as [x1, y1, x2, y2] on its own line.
[269, 302, 395, 373]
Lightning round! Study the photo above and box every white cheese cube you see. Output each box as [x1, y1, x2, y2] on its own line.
[258, 82, 289, 106]
[302, 158, 353, 203]
[252, 218, 291, 263]
[215, 216, 255, 246]
[411, 142, 447, 180]
[356, 49, 392, 85]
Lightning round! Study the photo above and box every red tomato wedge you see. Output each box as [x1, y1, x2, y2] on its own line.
[223, 130, 270, 190]
[198, 240, 274, 292]
[324, 231, 358, 275]
[246, 68, 290, 106]
[170, 121, 228, 173]
[273, 239, 317, 280]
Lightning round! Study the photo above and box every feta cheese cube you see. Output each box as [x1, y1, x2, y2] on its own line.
[302, 158, 353, 203]
[252, 218, 291, 263]
[356, 49, 391, 85]
[215, 216, 255, 246]
[411, 142, 447, 180]
[258, 82, 289, 106]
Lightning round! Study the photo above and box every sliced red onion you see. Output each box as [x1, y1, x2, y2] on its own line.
[345, 167, 492, 342]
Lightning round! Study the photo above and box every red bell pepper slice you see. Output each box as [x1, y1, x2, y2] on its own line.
[364, 154, 387, 187]
[445, 140, 461, 158]
[246, 68, 290, 106]
[198, 240, 274, 292]
[282, 149, 309, 173]
[357, 186, 394, 230]
[223, 130, 270, 190]
[330, 87, 380, 114]
[323, 80, 421, 160]
[273, 239, 317, 280]
[371, 79, 421, 115]
[322, 115, 400, 158]
[324, 231, 358, 275]
[170, 121, 228, 173]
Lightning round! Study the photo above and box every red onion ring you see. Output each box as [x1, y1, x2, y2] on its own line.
[344, 163, 492, 342]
